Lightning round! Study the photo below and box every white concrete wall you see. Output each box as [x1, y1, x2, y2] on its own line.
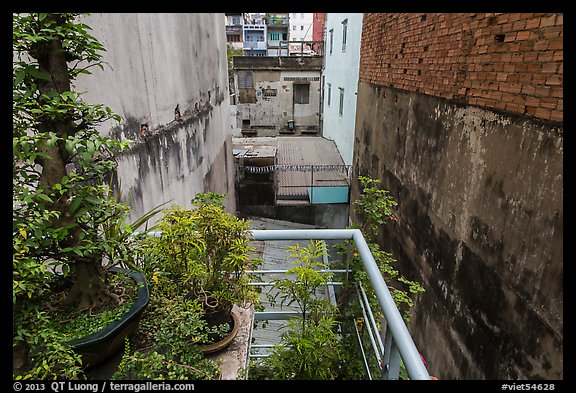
[73, 13, 235, 221]
[321, 13, 363, 166]
[289, 12, 314, 41]
[236, 69, 321, 131]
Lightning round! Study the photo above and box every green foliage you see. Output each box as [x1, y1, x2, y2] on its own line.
[44, 272, 139, 342]
[253, 315, 345, 380]
[12, 13, 159, 379]
[114, 193, 261, 379]
[99, 179, 168, 269]
[268, 241, 334, 326]
[250, 176, 425, 380]
[353, 176, 398, 238]
[226, 43, 243, 83]
[112, 295, 221, 380]
[140, 193, 261, 312]
[13, 307, 85, 380]
[338, 176, 424, 322]
[249, 241, 361, 380]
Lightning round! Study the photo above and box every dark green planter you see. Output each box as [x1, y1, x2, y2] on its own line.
[67, 267, 149, 369]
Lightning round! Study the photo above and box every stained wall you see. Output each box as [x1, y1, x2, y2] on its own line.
[74, 13, 235, 221]
[353, 13, 563, 379]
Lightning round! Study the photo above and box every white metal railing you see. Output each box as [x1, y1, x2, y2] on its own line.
[248, 229, 430, 380]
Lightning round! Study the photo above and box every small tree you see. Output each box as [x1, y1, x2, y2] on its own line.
[13, 13, 138, 378]
[349, 176, 424, 321]
[13, 12, 130, 310]
[251, 241, 348, 380]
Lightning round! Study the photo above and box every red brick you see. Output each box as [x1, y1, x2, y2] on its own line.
[535, 107, 552, 120]
[515, 30, 531, 40]
[524, 18, 541, 29]
[547, 39, 563, 50]
[539, 14, 557, 28]
[360, 12, 562, 117]
[546, 75, 562, 85]
[550, 111, 563, 122]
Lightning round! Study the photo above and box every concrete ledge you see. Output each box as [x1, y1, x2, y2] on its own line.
[207, 304, 254, 380]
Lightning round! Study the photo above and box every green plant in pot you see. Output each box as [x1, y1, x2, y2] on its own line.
[13, 13, 161, 379]
[140, 192, 261, 349]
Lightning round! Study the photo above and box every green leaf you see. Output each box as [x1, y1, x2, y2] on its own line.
[85, 195, 100, 205]
[37, 193, 53, 203]
[69, 197, 82, 213]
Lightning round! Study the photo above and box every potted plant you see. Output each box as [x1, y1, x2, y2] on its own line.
[13, 13, 159, 378]
[140, 192, 261, 350]
[108, 192, 259, 379]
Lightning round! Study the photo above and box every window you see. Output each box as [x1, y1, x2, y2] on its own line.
[329, 29, 333, 54]
[238, 71, 253, 89]
[338, 87, 344, 116]
[292, 25, 297, 30]
[342, 19, 348, 51]
[294, 83, 310, 104]
[232, 17, 240, 25]
[270, 32, 280, 41]
[327, 83, 331, 106]
[300, 25, 304, 31]
[282, 32, 288, 40]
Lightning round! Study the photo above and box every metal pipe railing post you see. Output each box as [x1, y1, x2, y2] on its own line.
[350, 229, 430, 380]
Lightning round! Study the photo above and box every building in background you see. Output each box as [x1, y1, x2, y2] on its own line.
[231, 55, 322, 137]
[289, 12, 314, 54]
[312, 13, 326, 54]
[243, 13, 267, 56]
[321, 13, 363, 166]
[225, 13, 244, 50]
[265, 13, 290, 56]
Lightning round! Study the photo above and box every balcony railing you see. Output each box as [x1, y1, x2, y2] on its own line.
[246, 229, 430, 380]
[243, 41, 267, 50]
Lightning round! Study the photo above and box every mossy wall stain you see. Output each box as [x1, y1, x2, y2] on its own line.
[352, 82, 563, 379]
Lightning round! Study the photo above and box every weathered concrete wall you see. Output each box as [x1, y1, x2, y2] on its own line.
[74, 13, 235, 221]
[233, 56, 322, 134]
[351, 82, 563, 379]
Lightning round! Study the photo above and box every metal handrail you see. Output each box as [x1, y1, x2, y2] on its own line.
[250, 229, 430, 380]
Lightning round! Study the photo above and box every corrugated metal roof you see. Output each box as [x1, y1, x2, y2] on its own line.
[277, 137, 349, 198]
[233, 136, 350, 201]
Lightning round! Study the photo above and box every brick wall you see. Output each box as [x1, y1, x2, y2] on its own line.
[359, 13, 563, 121]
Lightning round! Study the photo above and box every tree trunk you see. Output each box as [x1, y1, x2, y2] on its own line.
[30, 14, 110, 310]
[65, 260, 120, 310]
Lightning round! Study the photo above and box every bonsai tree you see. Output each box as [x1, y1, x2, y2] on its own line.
[13, 13, 151, 378]
[141, 192, 261, 331]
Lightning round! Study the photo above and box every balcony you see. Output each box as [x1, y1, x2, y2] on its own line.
[243, 41, 267, 51]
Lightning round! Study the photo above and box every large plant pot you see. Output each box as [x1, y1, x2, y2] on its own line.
[199, 307, 240, 354]
[67, 267, 150, 369]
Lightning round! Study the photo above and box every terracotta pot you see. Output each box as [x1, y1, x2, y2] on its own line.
[67, 267, 150, 369]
